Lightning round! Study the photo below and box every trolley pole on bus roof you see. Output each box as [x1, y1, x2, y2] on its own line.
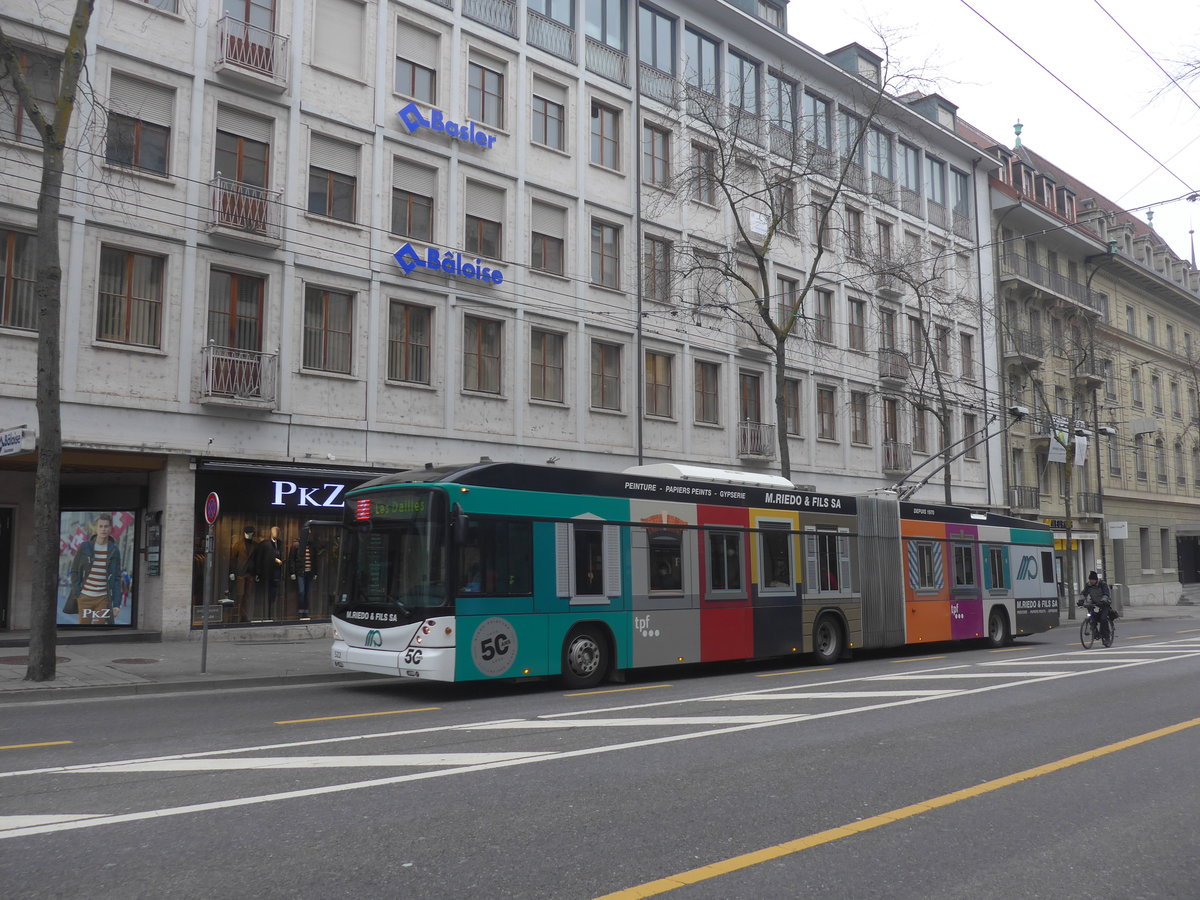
[201, 492, 220, 673]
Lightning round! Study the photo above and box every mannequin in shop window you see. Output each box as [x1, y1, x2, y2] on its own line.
[288, 537, 317, 618]
[253, 525, 284, 618]
[228, 525, 258, 623]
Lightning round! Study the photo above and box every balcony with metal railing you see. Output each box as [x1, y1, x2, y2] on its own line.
[1009, 485, 1040, 510]
[208, 175, 283, 243]
[1076, 491, 1102, 514]
[927, 200, 949, 230]
[585, 38, 627, 85]
[200, 343, 278, 406]
[215, 15, 289, 90]
[639, 63, 677, 105]
[526, 9, 574, 61]
[999, 252, 1103, 313]
[882, 439, 912, 474]
[464, 0, 517, 36]
[1069, 351, 1104, 388]
[878, 347, 909, 383]
[900, 186, 923, 217]
[1002, 329, 1044, 365]
[738, 421, 776, 459]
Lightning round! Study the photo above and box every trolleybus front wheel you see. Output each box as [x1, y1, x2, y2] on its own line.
[812, 614, 844, 666]
[561, 625, 609, 689]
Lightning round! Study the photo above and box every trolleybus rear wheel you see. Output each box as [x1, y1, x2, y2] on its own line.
[985, 608, 1012, 648]
[561, 626, 609, 689]
[812, 614, 843, 666]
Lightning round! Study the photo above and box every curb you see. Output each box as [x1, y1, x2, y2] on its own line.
[0, 670, 386, 704]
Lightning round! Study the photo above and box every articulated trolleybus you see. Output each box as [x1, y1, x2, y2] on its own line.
[330, 461, 1059, 687]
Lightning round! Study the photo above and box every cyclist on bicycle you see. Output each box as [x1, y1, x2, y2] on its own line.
[1078, 570, 1118, 637]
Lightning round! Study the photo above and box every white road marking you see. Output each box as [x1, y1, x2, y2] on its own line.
[705, 690, 954, 699]
[70, 753, 552, 773]
[464, 716, 796, 728]
[877, 672, 1073, 679]
[0, 815, 102, 831]
[983, 658, 1163, 665]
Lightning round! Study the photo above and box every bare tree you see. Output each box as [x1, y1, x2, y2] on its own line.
[0, 0, 95, 681]
[662, 42, 937, 480]
[862, 238, 980, 504]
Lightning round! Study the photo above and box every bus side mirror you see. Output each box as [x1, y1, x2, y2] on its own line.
[452, 504, 468, 543]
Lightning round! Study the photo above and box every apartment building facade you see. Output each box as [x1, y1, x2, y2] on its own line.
[970, 126, 1200, 606]
[0, 0, 998, 636]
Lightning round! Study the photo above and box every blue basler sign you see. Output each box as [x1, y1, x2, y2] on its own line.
[397, 102, 497, 149]
[394, 242, 505, 285]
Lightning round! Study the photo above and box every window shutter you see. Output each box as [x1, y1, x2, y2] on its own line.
[397, 20, 438, 68]
[804, 533, 818, 590]
[603, 525, 621, 598]
[109, 73, 173, 126]
[466, 181, 505, 222]
[531, 76, 566, 107]
[393, 158, 436, 197]
[531, 201, 565, 238]
[837, 532, 852, 592]
[310, 133, 359, 175]
[216, 105, 272, 144]
[556, 523, 571, 597]
[314, 0, 364, 75]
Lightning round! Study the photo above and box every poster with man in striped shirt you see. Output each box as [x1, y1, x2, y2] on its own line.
[61, 511, 134, 625]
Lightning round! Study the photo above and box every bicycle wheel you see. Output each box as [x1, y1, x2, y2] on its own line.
[1101, 618, 1115, 648]
[1080, 616, 1095, 649]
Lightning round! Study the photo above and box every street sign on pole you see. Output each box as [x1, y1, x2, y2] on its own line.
[204, 492, 220, 526]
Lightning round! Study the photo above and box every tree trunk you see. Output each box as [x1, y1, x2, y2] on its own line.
[25, 146, 65, 682]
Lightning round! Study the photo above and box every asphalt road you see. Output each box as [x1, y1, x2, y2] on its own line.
[3, 620, 1199, 899]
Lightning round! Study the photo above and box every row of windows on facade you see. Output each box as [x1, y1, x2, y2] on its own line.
[1008, 362, 1200, 424]
[398, 5, 970, 215]
[0, 227, 979, 386]
[1013, 436, 1200, 491]
[0, 232, 983, 445]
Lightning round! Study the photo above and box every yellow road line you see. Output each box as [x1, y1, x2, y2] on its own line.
[595, 716, 1200, 900]
[0, 741, 73, 751]
[564, 685, 671, 697]
[989, 647, 1024, 653]
[1123, 635, 1152, 640]
[756, 667, 832, 678]
[276, 708, 438, 724]
[1177, 628, 1200, 634]
[893, 656, 944, 663]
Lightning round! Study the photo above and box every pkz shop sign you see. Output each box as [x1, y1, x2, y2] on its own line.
[270, 480, 348, 509]
[397, 101, 497, 150]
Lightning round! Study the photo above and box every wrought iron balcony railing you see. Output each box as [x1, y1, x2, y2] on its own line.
[201, 343, 278, 404]
[738, 421, 776, 459]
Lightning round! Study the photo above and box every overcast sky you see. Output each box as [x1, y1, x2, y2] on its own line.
[787, 0, 1200, 261]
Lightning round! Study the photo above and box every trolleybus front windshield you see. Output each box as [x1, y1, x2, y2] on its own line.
[336, 489, 449, 622]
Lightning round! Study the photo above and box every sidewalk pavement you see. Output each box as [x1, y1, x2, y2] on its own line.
[2, 603, 1199, 702]
[0, 623, 382, 703]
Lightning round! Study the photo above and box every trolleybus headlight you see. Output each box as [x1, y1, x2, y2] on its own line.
[332, 626, 344, 642]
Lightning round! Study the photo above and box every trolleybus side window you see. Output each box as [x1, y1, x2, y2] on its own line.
[910, 540, 942, 591]
[952, 543, 976, 588]
[648, 527, 683, 593]
[708, 531, 743, 592]
[804, 529, 851, 594]
[986, 545, 1007, 589]
[759, 521, 794, 591]
[1041, 550, 1054, 583]
[455, 518, 533, 596]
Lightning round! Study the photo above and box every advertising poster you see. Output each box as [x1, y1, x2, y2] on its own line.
[57, 510, 137, 626]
